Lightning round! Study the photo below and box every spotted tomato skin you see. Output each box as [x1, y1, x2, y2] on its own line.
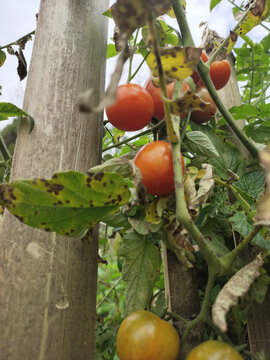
[117, 310, 180, 360]
[186, 340, 243, 360]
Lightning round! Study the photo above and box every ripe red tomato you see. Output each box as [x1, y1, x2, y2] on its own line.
[106, 84, 154, 131]
[190, 87, 217, 124]
[191, 52, 208, 88]
[186, 340, 243, 360]
[134, 141, 185, 196]
[210, 59, 231, 90]
[145, 80, 175, 120]
[117, 310, 180, 360]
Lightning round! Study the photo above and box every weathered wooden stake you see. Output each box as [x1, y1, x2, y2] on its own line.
[0, 0, 108, 358]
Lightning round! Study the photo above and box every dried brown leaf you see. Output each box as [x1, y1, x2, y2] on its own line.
[212, 254, 264, 332]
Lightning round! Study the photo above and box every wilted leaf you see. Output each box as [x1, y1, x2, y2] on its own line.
[184, 131, 219, 158]
[188, 164, 215, 210]
[15, 48, 27, 81]
[239, 0, 270, 36]
[110, 0, 173, 36]
[212, 254, 264, 332]
[141, 21, 166, 48]
[118, 232, 162, 313]
[0, 171, 130, 237]
[147, 46, 202, 82]
[0, 50, 6, 67]
[88, 153, 133, 177]
[146, 198, 162, 224]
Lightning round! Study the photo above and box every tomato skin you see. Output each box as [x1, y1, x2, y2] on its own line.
[145, 80, 175, 120]
[210, 59, 231, 90]
[117, 310, 180, 360]
[134, 141, 185, 196]
[190, 87, 217, 124]
[186, 340, 243, 360]
[106, 84, 154, 131]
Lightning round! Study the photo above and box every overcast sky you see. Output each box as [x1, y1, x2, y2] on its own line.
[0, 0, 268, 129]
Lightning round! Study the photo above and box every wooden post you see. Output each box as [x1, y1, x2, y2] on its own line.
[0, 0, 108, 359]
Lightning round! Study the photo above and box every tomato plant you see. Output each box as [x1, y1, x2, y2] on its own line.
[186, 340, 243, 360]
[134, 140, 185, 196]
[190, 86, 217, 124]
[106, 83, 154, 131]
[209, 59, 231, 90]
[145, 79, 175, 120]
[116, 310, 180, 360]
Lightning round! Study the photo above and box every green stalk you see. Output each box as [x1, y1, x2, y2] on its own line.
[127, 29, 139, 82]
[96, 277, 122, 310]
[0, 30, 35, 50]
[128, 52, 149, 82]
[0, 134, 11, 162]
[220, 226, 263, 272]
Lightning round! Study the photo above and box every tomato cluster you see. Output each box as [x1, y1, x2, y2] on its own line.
[116, 310, 180, 360]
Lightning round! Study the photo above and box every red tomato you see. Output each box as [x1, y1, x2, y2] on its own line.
[186, 340, 243, 360]
[145, 80, 175, 120]
[134, 141, 185, 196]
[190, 87, 217, 124]
[191, 52, 208, 88]
[210, 60, 231, 90]
[117, 310, 180, 360]
[106, 84, 154, 131]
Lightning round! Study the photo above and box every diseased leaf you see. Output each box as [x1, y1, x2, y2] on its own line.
[212, 255, 264, 332]
[147, 46, 202, 82]
[0, 171, 130, 237]
[226, 31, 238, 54]
[239, 0, 270, 36]
[170, 90, 212, 116]
[184, 131, 219, 158]
[110, 0, 173, 36]
[15, 49, 27, 81]
[128, 207, 162, 235]
[141, 21, 166, 48]
[118, 232, 161, 313]
[0, 50, 6, 67]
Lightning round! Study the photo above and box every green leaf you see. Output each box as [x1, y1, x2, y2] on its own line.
[184, 131, 219, 158]
[118, 232, 161, 313]
[245, 119, 270, 144]
[237, 170, 265, 199]
[107, 43, 119, 59]
[0, 50, 6, 67]
[230, 212, 270, 250]
[102, 9, 112, 18]
[0, 102, 28, 120]
[210, 0, 222, 11]
[0, 171, 131, 237]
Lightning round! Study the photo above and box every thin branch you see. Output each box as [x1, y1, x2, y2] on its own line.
[0, 30, 35, 50]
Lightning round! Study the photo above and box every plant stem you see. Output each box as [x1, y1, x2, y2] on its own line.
[182, 268, 217, 342]
[0, 134, 11, 162]
[128, 52, 149, 82]
[180, 111, 191, 141]
[215, 177, 254, 218]
[0, 30, 35, 50]
[96, 277, 122, 310]
[166, 311, 189, 324]
[173, 0, 259, 158]
[249, 50, 255, 104]
[128, 29, 139, 82]
[220, 226, 263, 271]
[102, 120, 164, 152]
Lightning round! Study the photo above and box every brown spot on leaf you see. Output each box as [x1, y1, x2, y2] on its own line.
[94, 172, 104, 181]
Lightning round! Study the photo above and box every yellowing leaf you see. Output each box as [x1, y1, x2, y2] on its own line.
[146, 199, 162, 224]
[170, 88, 212, 115]
[167, 7, 176, 17]
[239, 0, 270, 36]
[147, 47, 202, 82]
